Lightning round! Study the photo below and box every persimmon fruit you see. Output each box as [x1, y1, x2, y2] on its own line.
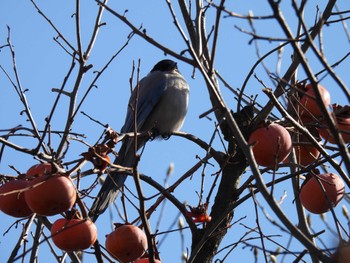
[26, 162, 53, 179]
[318, 117, 350, 144]
[318, 104, 350, 144]
[299, 84, 331, 118]
[24, 174, 76, 216]
[51, 218, 97, 251]
[333, 243, 350, 263]
[105, 224, 148, 263]
[299, 173, 345, 214]
[294, 144, 320, 166]
[0, 179, 32, 217]
[248, 123, 292, 168]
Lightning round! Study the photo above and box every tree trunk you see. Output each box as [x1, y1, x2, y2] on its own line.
[191, 143, 247, 262]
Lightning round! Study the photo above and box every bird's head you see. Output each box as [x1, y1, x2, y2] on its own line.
[151, 59, 178, 73]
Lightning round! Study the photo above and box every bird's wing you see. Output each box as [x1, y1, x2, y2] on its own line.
[121, 71, 168, 133]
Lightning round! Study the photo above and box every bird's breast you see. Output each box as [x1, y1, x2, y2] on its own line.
[143, 74, 189, 135]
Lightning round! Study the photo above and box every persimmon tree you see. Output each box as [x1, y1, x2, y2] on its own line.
[1, 1, 350, 262]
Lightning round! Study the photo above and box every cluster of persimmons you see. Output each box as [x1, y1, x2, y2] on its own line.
[0, 161, 158, 263]
[248, 83, 346, 215]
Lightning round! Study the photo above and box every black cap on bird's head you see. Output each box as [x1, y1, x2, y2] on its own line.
[151, 59, 178, 72]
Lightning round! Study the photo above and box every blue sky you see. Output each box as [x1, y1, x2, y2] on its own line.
[1, 1, 350, 262]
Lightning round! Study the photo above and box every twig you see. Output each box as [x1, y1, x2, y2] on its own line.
[5, 27, 48, 154]
[29, 219, 43, 262]
[208, 0, 225, 74]
[250, 188, 269, 263]
[75, 0, 84, 61]
[96, 0, 194, 65]
[72, 31, 136, 120]
[30, 0, 77, 54]
[85, 0, 109, 57]
[253, 0, 337, 127]
[8, 214, 36, 262]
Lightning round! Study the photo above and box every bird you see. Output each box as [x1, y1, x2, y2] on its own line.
[89, 59, 189, 221]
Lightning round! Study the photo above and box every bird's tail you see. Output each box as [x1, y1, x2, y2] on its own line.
[89, 140, 132, 222]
